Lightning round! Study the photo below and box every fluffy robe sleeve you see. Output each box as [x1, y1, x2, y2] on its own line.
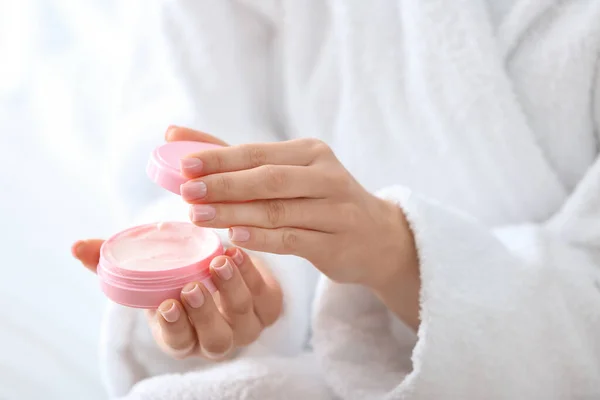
[311, 159, 600, 399]
[313, 156, 600, 397]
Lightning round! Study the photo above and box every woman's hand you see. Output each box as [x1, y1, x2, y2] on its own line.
[72, 239, 282, 360]
[173, 128, 421, 328]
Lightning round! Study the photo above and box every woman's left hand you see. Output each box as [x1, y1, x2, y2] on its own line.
[177, 134, 419, 294]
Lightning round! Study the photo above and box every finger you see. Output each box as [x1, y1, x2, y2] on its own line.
[180, 138, 327, 178]
[71, 239, 105, 272]
[225, 248, 282, 327]
[189, 198, 338, 232]
[228, 226, 330, 258]
[180, 282, 234, 359]
[209, 255, 262, 346]
[153, 300, 197, 359]
[181, 165, 332, 203]
[165, 125, 229, 146]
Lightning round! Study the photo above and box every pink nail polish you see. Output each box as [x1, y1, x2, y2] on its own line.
[191, 205, 216, 222]
[231, 249, 243, 265]
[211, 258, 234, 280]
[182, 284, 205, 308]
[180, 181, 207, 201]
[159, 302, 180, 323]
[180, 158, 203, 175]
[229, 227, 250, 242]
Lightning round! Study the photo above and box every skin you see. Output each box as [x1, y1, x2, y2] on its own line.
[72, 126, 421, 361]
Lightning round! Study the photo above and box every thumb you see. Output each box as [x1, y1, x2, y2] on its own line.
[71, 239, 105, 273]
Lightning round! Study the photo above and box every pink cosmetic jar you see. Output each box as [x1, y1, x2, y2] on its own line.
[98, 222, 223, 308]
[97, 141, 223, 309]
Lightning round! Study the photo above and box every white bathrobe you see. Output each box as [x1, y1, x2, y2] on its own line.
[101, 1, 600, 399]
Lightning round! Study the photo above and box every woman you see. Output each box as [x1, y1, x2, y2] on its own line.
[73, 1, 600, 398]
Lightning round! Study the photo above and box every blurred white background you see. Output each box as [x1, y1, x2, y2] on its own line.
[0, 1, 133, 398]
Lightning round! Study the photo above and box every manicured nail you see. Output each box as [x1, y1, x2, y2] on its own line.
[229, 227, 250, 242]
[231, 249, 243, 266]
[190, 204, 216, 222]
[180, 158, 203, 176]
[71, 240, 85, 258]
[165, 125, 178, 140]
[180, 180, 207, 201]
[159, 302, 180, 323]
[182, 284, 205, 308]
[211, 257, 234, 281]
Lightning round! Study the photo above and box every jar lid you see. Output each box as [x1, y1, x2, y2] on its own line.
[146, 140, 221, 194]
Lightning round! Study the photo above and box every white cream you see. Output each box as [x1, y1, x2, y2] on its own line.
[107, 222, 217, 271]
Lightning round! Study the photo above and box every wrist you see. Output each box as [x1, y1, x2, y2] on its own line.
[370, 199, 421, 331]
[368, 198, 419, 287]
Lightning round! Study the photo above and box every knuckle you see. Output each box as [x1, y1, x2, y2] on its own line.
[188, 305, 215, 326]
[209, 152, 225, 172]
[164, 320, 190, 337]
[215, 174, 232, 194]
[264, 199, 286, 227]
[281, 229, 299, 252]
[203, 337, 233, 356]
[160, 332, 196, 359]
[244, 276, 265, 297]
[307, 138, 332, 156]
[262, 165, 287, 192]
[328, 170, 353, 195]
[246, 146, 268, 168]
[228, 293, 254, 316]
[236, 326, 261, 346]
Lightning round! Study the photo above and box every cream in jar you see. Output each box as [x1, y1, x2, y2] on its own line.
[97, 141, 223, 308]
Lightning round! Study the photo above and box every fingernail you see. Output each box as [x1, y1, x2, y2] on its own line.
[180, 180, 207, 201]
[71, 240, 85, 258]
[180, 158, 203, 175]
[165, 125, 178, 140]
[182, 284, 205, 308]
[231, 249, 243, 265]
[229, 227, 250, 242]
[211, 258, 234, 281]
[190, 204, 216, 222]
[159, 302, 180, 323]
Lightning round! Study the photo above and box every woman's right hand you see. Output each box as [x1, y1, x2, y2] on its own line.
[72, 239, 283, 360]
